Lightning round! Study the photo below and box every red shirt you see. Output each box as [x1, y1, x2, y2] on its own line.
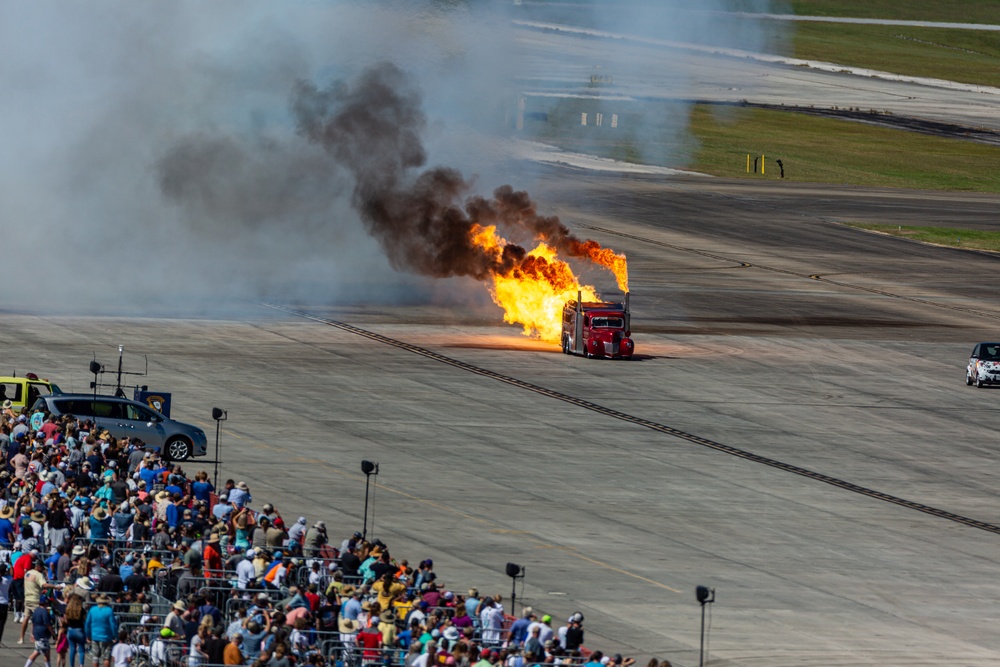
[359, 630, 382, 659]
[203, 543, 223, 577]
[13, 552, 33, 580]
[305, 591, 320, 611]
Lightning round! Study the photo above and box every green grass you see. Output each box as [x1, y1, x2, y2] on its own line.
[519, 98, 1000, 192]
[844, 224, 1000, 252]
[689, 104, 1000, 192]
[790, 23, 1000, 88]
[788, 0, 1000, 23]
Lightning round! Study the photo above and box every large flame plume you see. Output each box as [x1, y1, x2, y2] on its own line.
[288, 62, 628, 341]
[472, 224, 610, 340]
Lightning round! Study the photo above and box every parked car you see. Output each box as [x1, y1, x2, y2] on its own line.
[0, 374, 61, 412]
[966, 342, 1000, 388]
[31, 393, 207, 460]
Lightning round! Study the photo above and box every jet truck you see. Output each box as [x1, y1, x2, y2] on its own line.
[561, 292, 634, 359]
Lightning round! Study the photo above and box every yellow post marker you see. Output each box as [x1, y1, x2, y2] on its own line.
[746, 154, 750, 173]
[762, 155, 765, 175]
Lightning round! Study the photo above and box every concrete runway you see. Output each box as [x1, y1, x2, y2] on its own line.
[4, 171, 1000, 666]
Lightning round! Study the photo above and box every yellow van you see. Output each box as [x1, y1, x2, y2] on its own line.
[0, 374, 61, 412]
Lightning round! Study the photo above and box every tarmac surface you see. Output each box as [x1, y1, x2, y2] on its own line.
[4, 170, 1000, 666]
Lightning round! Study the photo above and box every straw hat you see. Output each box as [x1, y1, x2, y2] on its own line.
[379, 609, 397, 624]
[154, 491, 170, 503]
[31, 511, 46, 523]
[172, 599, 187, 611]
[93, 507, 107, 520]
[96, 594, 111, 604]
[75, 577, 95, 591]
[0, 506, 14, 519]
[338, 617, 360, 633]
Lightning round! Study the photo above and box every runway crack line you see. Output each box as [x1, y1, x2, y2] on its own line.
[261, 302, 1000, 537]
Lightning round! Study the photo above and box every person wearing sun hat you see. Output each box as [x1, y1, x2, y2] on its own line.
[88, 505, 113, 544]
[85, 593, 119, 665]
[162, 599, 188, 642]
[0, 503, 16, 547]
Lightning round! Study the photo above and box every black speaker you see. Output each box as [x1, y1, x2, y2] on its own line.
[696, 585, 714, 603]
[506, 562, 523, 578]
[89, 361, 101, 375]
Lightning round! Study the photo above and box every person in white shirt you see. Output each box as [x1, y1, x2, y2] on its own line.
[111, 628, 135, 667]
[479, 597, 505, 646]
[236, 549, 257, 590]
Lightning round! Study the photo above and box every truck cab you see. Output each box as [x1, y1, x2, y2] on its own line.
[561, 292, 634, 359]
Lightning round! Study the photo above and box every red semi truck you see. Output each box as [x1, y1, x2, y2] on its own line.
[561, 292, 634, 359]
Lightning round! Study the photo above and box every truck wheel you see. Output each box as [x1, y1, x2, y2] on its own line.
[165, 437, 192, 461]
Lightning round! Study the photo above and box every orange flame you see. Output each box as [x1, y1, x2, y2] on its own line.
[471, 225, 625, 342]
[571, 240, 629, 293]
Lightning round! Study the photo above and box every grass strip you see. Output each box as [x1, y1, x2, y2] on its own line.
[689, 105, 1000, 192]
[844, 224, 1000, 252]
[790, 22, 1000, 89]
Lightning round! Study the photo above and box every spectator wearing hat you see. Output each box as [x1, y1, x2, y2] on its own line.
[212, 494, 233, 522]
[526, 614, 554, 646]
[229, 481, 251, 509]
[163, 599, 187, 641]
[288, 516, 308, 548]
[562, 613, 585, 651]
[88, 506, 112, 545]
[263, 516, 288, 549]
[0, 504, 16, 547]
[473, 648, 495, 667]
[85, 594, 119, 667]
[304, 520, 328, 558]
[235, 548, 257, 590]
[203, 531, 223, 577]
[20, 556, 59, 644]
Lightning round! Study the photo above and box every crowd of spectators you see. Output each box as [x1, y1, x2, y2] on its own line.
[0, 401, 671, 667]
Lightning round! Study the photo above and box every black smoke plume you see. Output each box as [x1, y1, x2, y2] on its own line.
[291, 62, 615, 281]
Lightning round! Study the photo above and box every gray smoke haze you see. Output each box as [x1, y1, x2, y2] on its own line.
[0, 1, 783, 315]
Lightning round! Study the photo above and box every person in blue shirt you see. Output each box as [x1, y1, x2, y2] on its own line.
[507, 608, 536, 647]
[138, 460, 167, 488]
[0, 505, 16, 547]
[88, 507, 112, 544]
[85, 594, 119, 665]
[190, 471, 214, 504]
[164, 494, 181, 529]
[44, 551, 60, 581]
[25, 594, 54, 667]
